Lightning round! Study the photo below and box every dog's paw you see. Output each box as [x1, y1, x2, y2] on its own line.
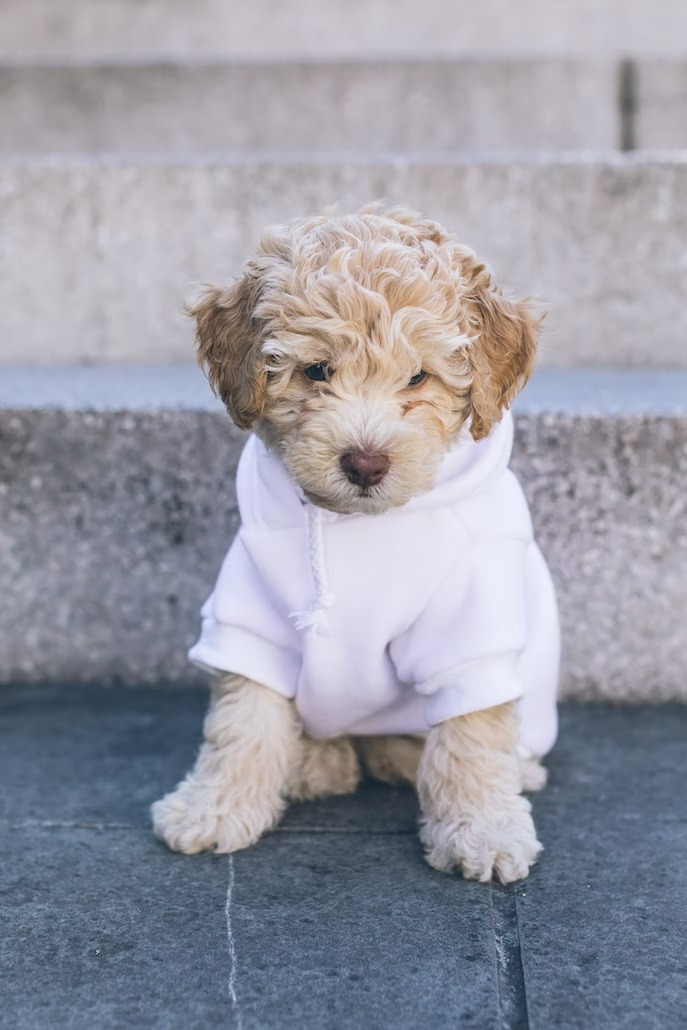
[151, 779, 278, 856]
[420, 796, 542, 884]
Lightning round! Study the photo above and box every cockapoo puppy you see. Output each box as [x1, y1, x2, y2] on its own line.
[152, 206, 559, 884]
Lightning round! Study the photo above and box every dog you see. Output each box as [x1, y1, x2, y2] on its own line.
[152, 206, 559, 884]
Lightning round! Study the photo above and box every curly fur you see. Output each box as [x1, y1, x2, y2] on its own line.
[155, 206, 545, 883]
[190, 205, 539, 514]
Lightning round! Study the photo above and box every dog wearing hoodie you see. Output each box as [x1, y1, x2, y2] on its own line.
[152, 206, 559, 884]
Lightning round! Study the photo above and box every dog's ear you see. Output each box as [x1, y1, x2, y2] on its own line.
[462, 260, 540, 442]
[190, 274, 266, 430]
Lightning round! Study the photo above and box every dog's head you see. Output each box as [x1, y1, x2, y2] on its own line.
[192, 207, 539, 515]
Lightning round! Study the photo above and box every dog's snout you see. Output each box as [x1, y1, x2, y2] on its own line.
[340, 450, 390, 489]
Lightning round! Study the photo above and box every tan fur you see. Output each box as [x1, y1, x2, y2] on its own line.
[520, 754, 548, 792]
[287, 736, 361, 801]
[152, 674, 301, 854]
[191, 274, 267, 430]
[189, 205, 540, 515]
[461, 263, 540, 441]
[355, 735, 423, 786]
[153, 206, 546, 882]
[418, 702, 542, 882]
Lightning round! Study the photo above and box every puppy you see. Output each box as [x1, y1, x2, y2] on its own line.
[152, 206, 559, 884]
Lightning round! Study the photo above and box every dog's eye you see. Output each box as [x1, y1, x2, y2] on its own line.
[408, 370, 428, 387]
[304, 363, 330, 382]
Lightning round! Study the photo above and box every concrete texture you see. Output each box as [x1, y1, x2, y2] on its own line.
[2, 154, 687, 366]
[2, 0, 687, 59]
[1, 686, 686, 1029]
[635, 60, 687, 149]
[0, 58, 619, 153]
[0, 367, 686, 701]
[517, 703, 687, 1029]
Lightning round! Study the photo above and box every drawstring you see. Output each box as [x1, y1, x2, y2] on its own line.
[289, 505, 334, 638]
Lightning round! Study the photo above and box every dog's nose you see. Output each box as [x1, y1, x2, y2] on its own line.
[340, 450, 390, 489]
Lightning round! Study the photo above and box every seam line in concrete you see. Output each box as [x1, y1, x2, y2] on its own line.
[275, 825, 416, 835]
[491, 885, 530, 1030]
[619, 58, 638, 151]
[0, 818, 140, 830]
[0, 818, 417, 836]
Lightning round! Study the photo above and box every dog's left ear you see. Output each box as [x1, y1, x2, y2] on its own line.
[189, 272, 266, 430]
[462, 261, 541, 442]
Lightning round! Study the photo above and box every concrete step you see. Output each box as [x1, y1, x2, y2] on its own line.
[634, 60, 687, 148]
[1, 154, 686, 366]
[0, 58, 621, 154]
[5, 58, 686, 155]
[2, 687, 686, 1029]
[3, 0, 687, 60]
[0, 365, 685, 702]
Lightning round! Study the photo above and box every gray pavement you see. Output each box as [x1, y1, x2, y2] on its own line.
[1, 686, 686, 1028]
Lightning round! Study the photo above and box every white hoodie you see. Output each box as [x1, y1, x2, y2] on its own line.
[189, 412, 559, 757]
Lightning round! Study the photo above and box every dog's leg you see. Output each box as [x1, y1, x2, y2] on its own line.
[152, 675, 300, 855]
[519, 754, 548, 793]
[417, 702, 542, 883]
[287, 736, 361, 801]
[355, 735, 424, 787]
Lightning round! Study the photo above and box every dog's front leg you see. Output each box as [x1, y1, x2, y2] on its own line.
[152, 675, 300, 855]
[417, 701, 541, 883]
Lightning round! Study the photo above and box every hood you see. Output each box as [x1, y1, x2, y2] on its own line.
[237, 410, 514, 532]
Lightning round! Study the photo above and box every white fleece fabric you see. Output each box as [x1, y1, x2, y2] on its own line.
[189, 412, 560, 757]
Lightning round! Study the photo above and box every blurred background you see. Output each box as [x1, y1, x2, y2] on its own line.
[0, 0, 685, 701]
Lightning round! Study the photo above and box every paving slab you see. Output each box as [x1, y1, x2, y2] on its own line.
[1, 687, 686, 1028]
[0, 828, 231, 1030]
[515, 705, 687, 1030]
[0, 684, 418, 835]
[232, 833, 498, 1030]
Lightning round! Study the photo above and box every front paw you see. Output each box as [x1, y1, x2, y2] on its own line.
[420, 796, 542, 884]
[151, 777, 280, 856]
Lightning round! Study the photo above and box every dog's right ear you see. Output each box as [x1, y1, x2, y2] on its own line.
[189, 274, 266, 430]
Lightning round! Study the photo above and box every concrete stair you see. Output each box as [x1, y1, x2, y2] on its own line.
[1, 1, 685, 700]
[3, 57, 686, 154]
[3, 0, 687, 59]
[1, 366, 685, 700]
[2, 154, 687, 365]
[0, 58, 622, 153]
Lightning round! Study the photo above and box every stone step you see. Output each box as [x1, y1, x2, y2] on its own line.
[1, 154, 686, 366]
[634, 60, 687, 148]
[2, 0, 686, 60]
[0, 365, 685, 702]
[3, 58, 684, 154]
[0, 58, 621, 153]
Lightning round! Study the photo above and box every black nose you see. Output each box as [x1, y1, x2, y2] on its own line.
[340, 450, 390, 489]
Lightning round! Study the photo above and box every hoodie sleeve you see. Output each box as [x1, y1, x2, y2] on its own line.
[187, 531, 301, 699]
[389, 538, 529, 724]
